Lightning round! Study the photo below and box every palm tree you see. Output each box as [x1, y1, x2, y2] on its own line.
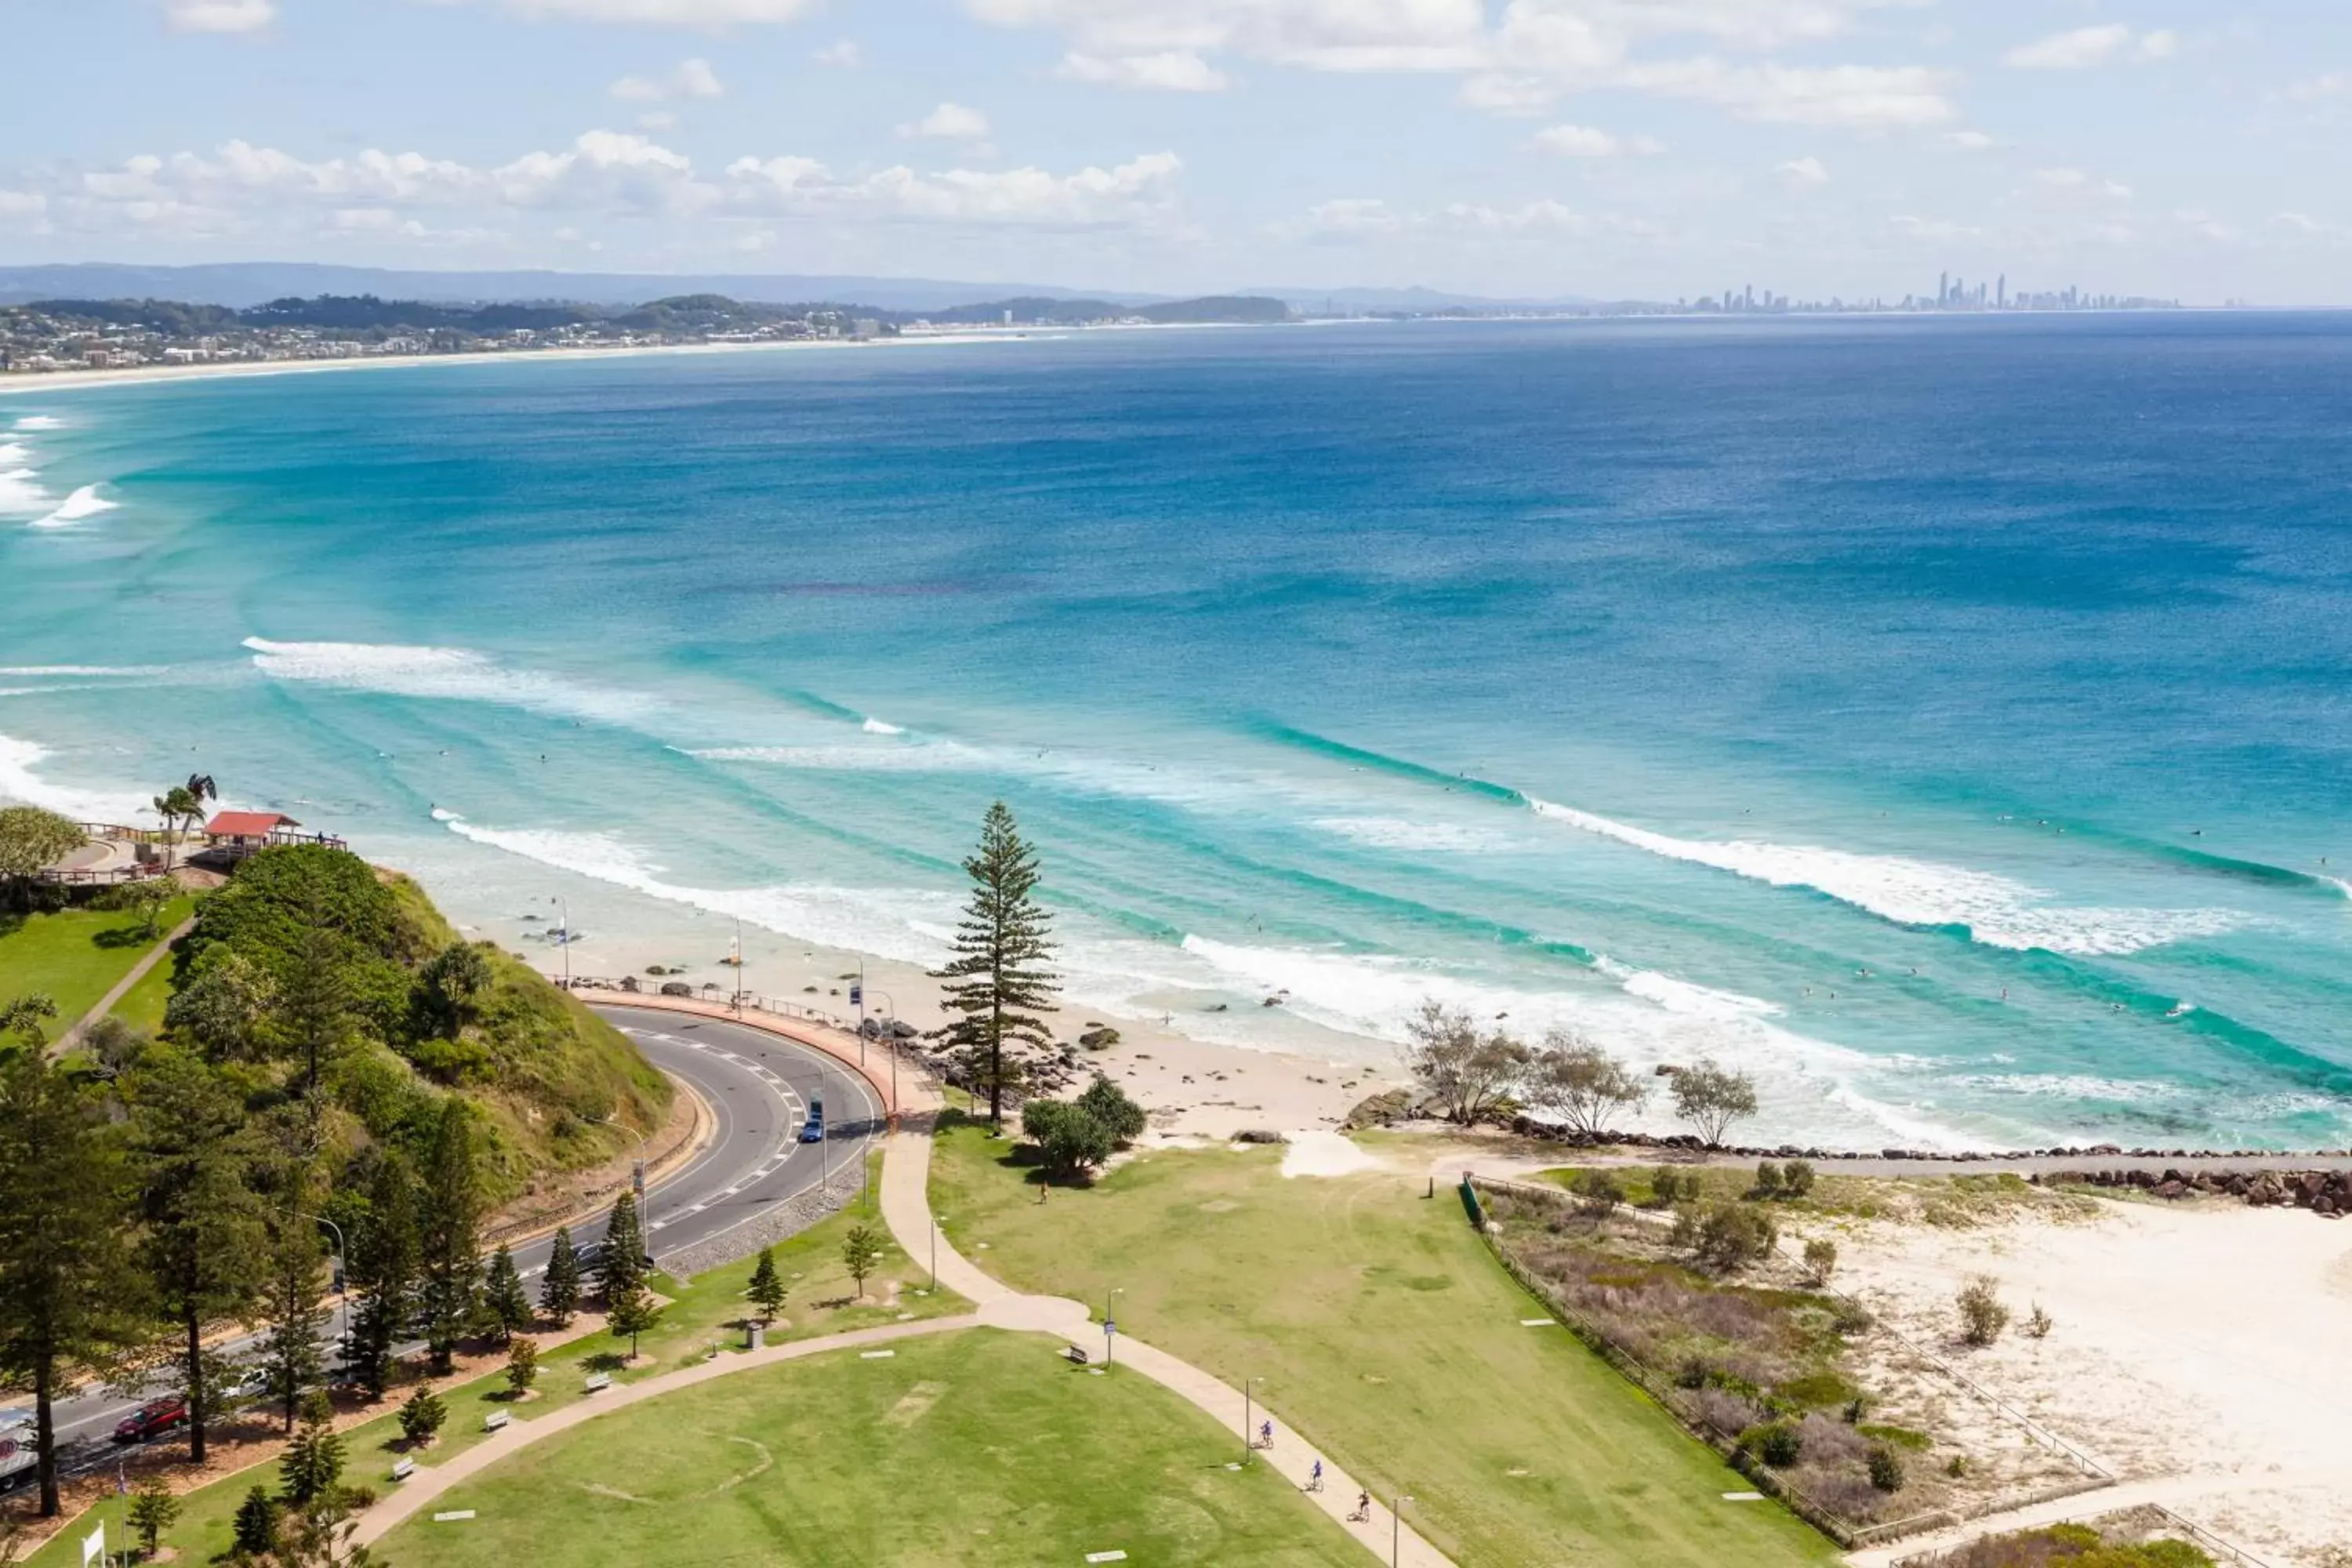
[152, 775, 215, 872]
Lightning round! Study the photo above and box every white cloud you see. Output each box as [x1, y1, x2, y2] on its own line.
[728, 150, 1181, 226]
[1943, 129, 1994, 150]
[1294, 192, 1652, 241]
[55, 132, 1183, 237]
[2033, 167, 2132, 200]
[637, 111, 679, 130]
[0, 191, 49, 220]
[2004, 24, 2175, 71]
[498, 0, 818, 21]
[1629, 60, 1953, 126]
[2272, 211, 2329, 234]
[609, 57, 725, 101]
[1057, 50, 1229, 90]
[2285, 71, 2347, 101]
[1776, 154, 1828, 186]
[812, 38, 862, 66]
[896, 103, 992, 141]
[164, 0, 275, 32]
[1530, 122, 1658, 157]
[970, 0, 1949, 129]
[1889, 213, 1979, 240]
[2172, 208, 2235, 241]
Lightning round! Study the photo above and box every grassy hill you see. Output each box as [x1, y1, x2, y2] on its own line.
[160, 844, 667, 1203]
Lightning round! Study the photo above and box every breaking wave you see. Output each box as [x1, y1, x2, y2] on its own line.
[243, 637, 653, 726]
[31, 485, 118, 528]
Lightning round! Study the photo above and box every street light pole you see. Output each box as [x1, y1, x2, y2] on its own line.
[1242, 1376, 1264, 1464]
[873, 991, 898, 1122]
[929, 1216, 942, 1290]
[555, 895, 571, 989]
[1392, 1495, 1414, 1568]
[1104, 1286, 1123, 1370]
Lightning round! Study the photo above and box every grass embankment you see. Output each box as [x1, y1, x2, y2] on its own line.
[0, 898, 193, 1042]
[1537, 1165, 2098, 1229]
[930, 1123, 1839, 1568]
[381, 1329, 1360, 1568]
[20, 1179, 953, 1568]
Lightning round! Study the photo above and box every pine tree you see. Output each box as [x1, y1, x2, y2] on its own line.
[597, 1192, 646, 1304]
[746, 1246, 786, 1324]
[0, 1052, 149, 1516]
[270, 917, 358, 1112]
[414, 1098, 483, 1374]
[232, 1484, 282, 1557]
[539, 1226, 582, 1328]
[258, 1154, 329, 1436]
[127, 1477, 180, 1555]
[929, 802, 1059, 1127]
[841, 1225, 886, 1298]
[396, 1386, 445, 1446]
[125, 1049, 268, 1465]
[348, 1152, 419, 1399]
[481, 1243, 532, 1345]
[606, 1279, 660, 1362]
[278, 1392, 346, 1507]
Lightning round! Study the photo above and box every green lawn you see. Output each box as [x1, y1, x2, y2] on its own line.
[107, 949, 178, 1034]
[930, 1123, 1840, 1568]
[382, 1329, 1361, 1568]
[20, 1169, 956, 1568]
[0, 899, 191, 1043]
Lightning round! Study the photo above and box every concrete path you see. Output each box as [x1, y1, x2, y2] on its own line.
[352, 1000, 1456, 1568]
[54, 913, 194, 1052]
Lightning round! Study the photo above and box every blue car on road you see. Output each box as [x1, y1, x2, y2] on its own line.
[800, 1097, 825, 1144]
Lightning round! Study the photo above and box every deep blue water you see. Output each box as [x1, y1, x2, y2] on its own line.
[5, 314, 2351, 1149]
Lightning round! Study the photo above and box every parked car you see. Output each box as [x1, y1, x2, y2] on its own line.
[113, 1397, 188, 1443]
[0, 1408, 35, 1493]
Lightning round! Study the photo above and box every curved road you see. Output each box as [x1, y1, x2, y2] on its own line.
[23, 1009, 877, 1475]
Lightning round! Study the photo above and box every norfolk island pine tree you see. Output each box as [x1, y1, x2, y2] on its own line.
[928, 802, 1059, 1128]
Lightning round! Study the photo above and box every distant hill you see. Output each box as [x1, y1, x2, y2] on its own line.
[0, 262, 1171, 313]
[1245, 284, 1603, 313]
[922, 294, 1292, 326]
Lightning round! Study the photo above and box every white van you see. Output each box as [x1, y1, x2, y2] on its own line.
[0, 1406, 36, 1491]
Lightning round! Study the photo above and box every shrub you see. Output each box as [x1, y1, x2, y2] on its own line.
[1802, 1237, 1838, 1285]
[1686, 1387, 1759, 1438]
[1831, 1298, 1875, 1334]
[1781, 1159, 1816, 1196]
[1945, 1453, 1969, 1478]
[1020, 1098, 1114, 1178]
[1696, 1202, 1779, 1271]
[1075, 1073, 1148, 1145]
[232, 1485, 281, 1556]
[504, 1337, 539, 1396]
[1743, 1419, 1803, 1468]
[1753, 1160, 1784, 1198]
[397, 1386, 447, 1445]
[1668, 1203, 1703, 1252]
[1676, 1355, 1712, 1389]
[1645, 1167, 1688, 1207]
[1571, 1167, 1625, 1217]
[1842, 1396, 1871, 1425]
[2026, 1302, 2054, 1339]
[1867, 1443, 1907, 1493]
[1957, 1275, 2010, 1346]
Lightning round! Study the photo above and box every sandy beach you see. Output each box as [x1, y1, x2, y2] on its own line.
[1806, 1194, 2352, 1565]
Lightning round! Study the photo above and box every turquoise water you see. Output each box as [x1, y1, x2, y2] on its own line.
[5, 316, 2352, 1149]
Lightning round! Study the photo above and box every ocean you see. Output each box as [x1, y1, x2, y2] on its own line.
[5, 314, 2351, 1151]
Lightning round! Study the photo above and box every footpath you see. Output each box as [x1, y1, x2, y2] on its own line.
[350, 996, 1454, 1566]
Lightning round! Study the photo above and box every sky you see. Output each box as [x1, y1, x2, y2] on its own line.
[2, 0, 2347, 303]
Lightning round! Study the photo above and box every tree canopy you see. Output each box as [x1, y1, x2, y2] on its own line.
[930, 802, 1058, 1127]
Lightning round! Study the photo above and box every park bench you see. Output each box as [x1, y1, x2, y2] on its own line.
[390, 1458, 416, 1483]
[1064, 1344, 1091, 1367]
[583, 1372, 612, 1394]
[482, 1410, 510, 1432]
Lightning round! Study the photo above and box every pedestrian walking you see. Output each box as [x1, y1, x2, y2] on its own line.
[1352, 1490, 1371, 1522]
[1260, 1418, 1273, 1450]
[1308, 1458, 1323, 1492]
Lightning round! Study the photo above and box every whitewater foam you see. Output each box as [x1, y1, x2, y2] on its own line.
[0, 443, 30, 465]
[13, 416, 63, 431]
[244, 637, 653, 727]
[0, 666, 169, 677]
[1526, 796, 2241, 956]
[0, 732, 157, 822]
[1309, 816, 1507, 853]
[861, 717, 905, 735]
[31, 485, 118, 528]
[0, 467, 49, 515]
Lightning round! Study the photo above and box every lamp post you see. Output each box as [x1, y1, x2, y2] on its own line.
[590, 1110, 654, 1203]
[1103, 1287, 1123, 1370]
[872, 991, 898, 1121]
[554, 895, 571, 989]
[1241, 1376, 1264, 1464]
[1392, 1494, 1414, 1568]
[929, 1215, 944, 1290]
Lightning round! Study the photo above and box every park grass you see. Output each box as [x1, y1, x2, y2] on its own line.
[929, 1123, 1841, 1568]
[17, 1172, 953, 1568]
[0, 898, 192, 1043]
[380, 1328, 1362, 1568]
[107, 947, 178, 1034]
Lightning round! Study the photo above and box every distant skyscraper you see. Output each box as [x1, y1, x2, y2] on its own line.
[1997, 274, 2007, 310]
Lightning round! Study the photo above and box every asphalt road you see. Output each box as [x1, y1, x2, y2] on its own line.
[16, 1008, 878, 1479]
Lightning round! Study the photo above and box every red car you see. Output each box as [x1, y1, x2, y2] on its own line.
[112, 1397, 187, 1443]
